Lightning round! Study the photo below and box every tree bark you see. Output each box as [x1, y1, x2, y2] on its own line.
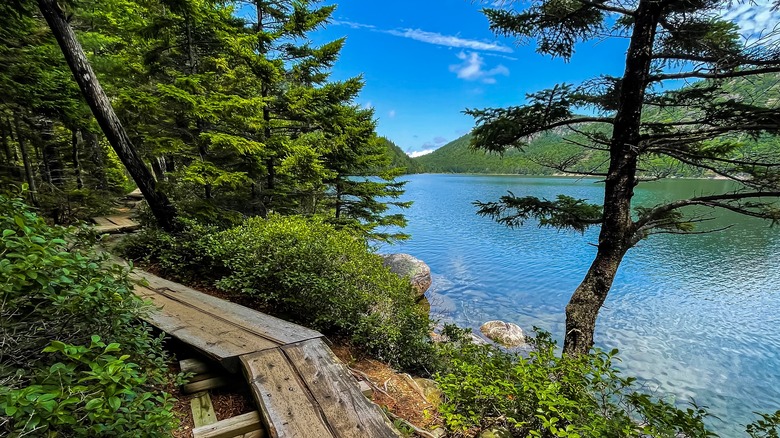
[14, 116, 38, 205]
[563, 0, 662, 355]
[71, 129, 84, 189]
[83, 129, 107, 190]
[37, 0, 179, 231]
[41, 118, 64, 187]
[150, 156, 166, 181]
[256, 1, 275, 192]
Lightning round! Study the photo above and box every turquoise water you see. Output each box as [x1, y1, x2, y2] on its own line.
[382, 174, 780, 436]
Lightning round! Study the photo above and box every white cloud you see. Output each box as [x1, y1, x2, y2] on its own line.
[331, 20, 512, 53]
[330, 20, 376, 30]
[449, 51, 509, 83]
[384, 28, 513, 53]
[408, 149, 436, 158]
[722, 1, 780, 40]
[388, 109, 396, 118]
[364, 101, 373, 109]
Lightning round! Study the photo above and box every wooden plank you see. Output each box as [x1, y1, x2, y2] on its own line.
[133, 271, 322, 345]
[135, 288, 278, 372]
[106, 216, 137, 227]
[181, 358, 212, 375]
[192, 411, 264, 438]
[282, 339, 398, 438]
[183, 376, 231, 394]
[92, 216, 114, 226]
[126, 188, 144, 199]
[241, 349, 335, 438]
[94, 223, 140, 234]
[191, 392, 218, 428]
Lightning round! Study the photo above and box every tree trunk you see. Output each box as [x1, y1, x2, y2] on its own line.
[150, 156, 166, 181]
[71, 129, 84, 189]
[41, 119, 65, 187]
[562, 0, 661, 355]
[15, 116, 38, 205]
[1, 119, 11, 162]
[83, 129, 107, 190]
[255, 1, 275, 192]
[0, 118, 20, 179]
[165, 155, 175, 173]
[37, 0, 179, 231]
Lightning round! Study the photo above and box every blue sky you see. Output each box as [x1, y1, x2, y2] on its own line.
[242, 1, 779, 157]
[304, 0, 630, 156]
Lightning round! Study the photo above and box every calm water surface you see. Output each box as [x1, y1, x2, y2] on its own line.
[382, 174, 780, 436]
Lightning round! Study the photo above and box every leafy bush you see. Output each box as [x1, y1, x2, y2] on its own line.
[207, 215, 433, 369]
[0, 195, 177, 436]
[116, 218, 220, 282]
[435, 327, 715, 437]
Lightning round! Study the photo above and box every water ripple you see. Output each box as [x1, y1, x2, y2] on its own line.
[383, 175, 780, 436]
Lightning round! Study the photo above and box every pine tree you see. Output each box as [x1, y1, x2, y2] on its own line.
[469, 0, 780, 354]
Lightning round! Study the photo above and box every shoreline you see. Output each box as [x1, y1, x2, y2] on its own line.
[407, 172, 731, 180]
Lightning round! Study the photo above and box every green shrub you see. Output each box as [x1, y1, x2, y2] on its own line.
[435, 327, 715, 437]
[207, 215, 433, 370]
[116, 218, 221, 282]
[0, 195, 177, 436]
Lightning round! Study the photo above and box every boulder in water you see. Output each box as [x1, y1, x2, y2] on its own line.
[480, 320, 526, 347]
[380, 253, 431, 300]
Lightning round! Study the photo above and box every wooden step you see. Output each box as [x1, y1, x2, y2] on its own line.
[192, 411, 264, 438]
[241, 338, 397, 438]
[191, 392, 218, 428]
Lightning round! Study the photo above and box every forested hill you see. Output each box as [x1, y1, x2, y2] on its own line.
[413, 131, 608, 175]
[380, 137, 424, 174]
[413, 73, 780, 175]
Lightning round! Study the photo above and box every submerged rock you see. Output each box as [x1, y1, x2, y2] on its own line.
[380, 253, 432, 300]
[480, 320, 526, 347]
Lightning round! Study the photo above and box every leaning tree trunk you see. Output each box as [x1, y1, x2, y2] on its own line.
[37, 0, 179, 231]
[562, 0, 662, 355]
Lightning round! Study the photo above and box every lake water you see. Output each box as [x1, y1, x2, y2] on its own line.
[381, 174, 780, 436]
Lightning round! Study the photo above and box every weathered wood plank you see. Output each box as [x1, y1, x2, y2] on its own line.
[241, 349, 335, 438]
[282, 339, 398, 438]
[191, 392, 218, 428]
[181, 358, 212, 375]
[192, 411, 264, 438]
[92, 216, 114, 226]
[183, 376, 231, 394]
[106, 215, 137, 227]
[134, 288, 278, 371]
[133, 271, 322, 345]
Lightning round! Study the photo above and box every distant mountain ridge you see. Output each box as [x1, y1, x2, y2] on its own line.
[379, 137, 423, 174]
[412, 73, 780, 176]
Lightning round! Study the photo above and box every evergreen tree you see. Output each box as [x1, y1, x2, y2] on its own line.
[469, 0, 780, 354]
[322, 105, 412, 242]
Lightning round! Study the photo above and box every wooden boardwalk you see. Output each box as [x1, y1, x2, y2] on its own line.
[130, 270, 398, 438]
[93, 215, 140, 234]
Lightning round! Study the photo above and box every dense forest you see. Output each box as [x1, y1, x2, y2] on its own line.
[0, 0, 411, 240]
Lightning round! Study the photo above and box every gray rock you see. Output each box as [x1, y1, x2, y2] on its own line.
[480, 427, 512, 438]
[480, 320, 526, 347]
[380, 253, 432, 299]
[431, 427, 447, 438]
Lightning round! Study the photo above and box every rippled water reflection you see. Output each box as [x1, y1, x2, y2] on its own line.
[382, 174, 780, 436]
